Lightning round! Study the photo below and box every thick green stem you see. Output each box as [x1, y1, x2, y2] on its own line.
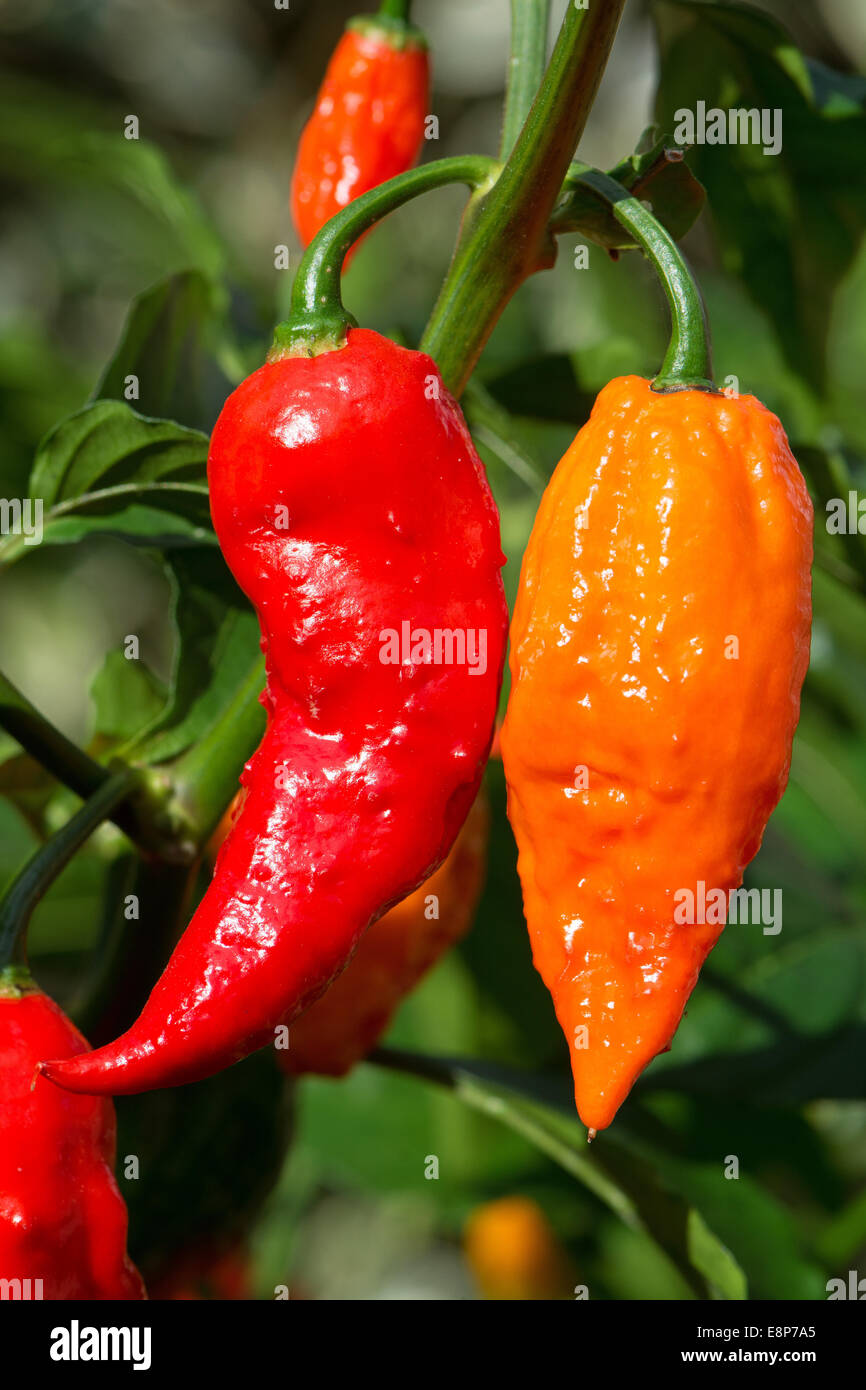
[169, 655, 266, 843]
[272, 156, 495, 359]
[421, 0, 625, 396]
[500, 0, 551, 159]
[577, 169, 715, 391]
[0, 768, 138, 971]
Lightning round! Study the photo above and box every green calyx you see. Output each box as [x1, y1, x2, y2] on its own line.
[268, 309, 359, 363]
[0, 767, 139, 973]
[348, 15, 427, 51]
[577, 169, 717, 394]
[270, 155, 497, 363]
[0, 964, 37, 999]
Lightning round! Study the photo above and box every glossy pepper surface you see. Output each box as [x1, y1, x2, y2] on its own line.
[0, 977, 144, 1299]
[291, 18, 430, 261]
[43, 328, 507, 1096]
[501, 376, 813, 1134]
[282, 790, 488, 1077]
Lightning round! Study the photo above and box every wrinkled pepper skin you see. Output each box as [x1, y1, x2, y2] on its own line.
[44, 329, 506, 1096]
[501, 377, 813, 1134]
[0, 982, 144, 1299]
[291, 21, 430, 259]
[282, 790, 489, 1077]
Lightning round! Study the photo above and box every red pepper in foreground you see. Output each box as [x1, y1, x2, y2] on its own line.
[291, 14, 430, 262]
[0, 974, 144, 1299]
[42, 328, 507, 1096]
[281, 790, 489, 1077]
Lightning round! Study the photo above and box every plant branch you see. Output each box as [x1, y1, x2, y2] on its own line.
[168, 655, 266, 843]
[576, 169, 715, 390]
[0, 669, 109, 802]
[501, 0, 551, 159]
[420, 0, 626, 396]
[272, 156, 496, 359]
[0, 668, 194, 861]
[0, 768, 138, 972]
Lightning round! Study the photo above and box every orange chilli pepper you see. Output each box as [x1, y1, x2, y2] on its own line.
[500, 174, 813, 1136]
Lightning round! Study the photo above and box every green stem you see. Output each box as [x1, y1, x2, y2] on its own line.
[0, 669, 108, 801]
[377, 0, 411, 20]
[0, 669, 189, 858]
[169, 655, 266, 843]
[271, 156, 495, 359]
[577, 169, 715, 391]
[421, 0, 625, 396]
[0, 768, 138, 972]
[500, 0, 551, 159]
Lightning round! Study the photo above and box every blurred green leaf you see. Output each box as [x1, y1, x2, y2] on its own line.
[0, 75, 224, 283]
[654, 0, 866, 390]
[127, 548, 262, 766]
[95, 271, 240, 434]
[90, 650, 167, 744]
[555, 132, 707, 248]
[371, 1049, 746, 1300]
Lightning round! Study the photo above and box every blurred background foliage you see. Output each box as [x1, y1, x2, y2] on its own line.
[0, 0, 864, 1299]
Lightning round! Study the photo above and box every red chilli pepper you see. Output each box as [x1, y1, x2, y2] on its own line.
[0, 976, 145, 1299]
[42, 328, 507, 1096]
[291, 15, 430, 261]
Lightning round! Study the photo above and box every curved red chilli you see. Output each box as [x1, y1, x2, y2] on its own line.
[42, 329, 506, 1095]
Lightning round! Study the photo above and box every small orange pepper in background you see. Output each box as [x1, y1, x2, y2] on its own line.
[464, 1196, 574, 1301]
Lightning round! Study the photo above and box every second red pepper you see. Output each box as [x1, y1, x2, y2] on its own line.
[291, 15, 430, 261]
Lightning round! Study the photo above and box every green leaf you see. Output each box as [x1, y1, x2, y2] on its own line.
[557, 133, 707, 249]
[0, 75, 224, 283]
[131, 548, 264, 766]
[653, 0, 866, 390]
[372, 1050, 746, 1300]
[0, 401, 211, 565]
[94, 271, 240, 434]
[90, 651, 168, 744]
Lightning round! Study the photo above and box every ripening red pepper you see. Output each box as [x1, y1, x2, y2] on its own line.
[42, 328, 507, 1096]
[291, 13, 430, 262]
[0, 974, 144, 1299]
